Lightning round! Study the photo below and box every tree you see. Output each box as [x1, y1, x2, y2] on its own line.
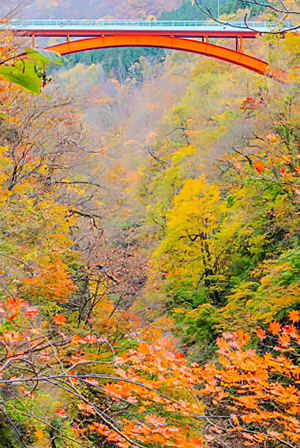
[152, 175, 233, 305]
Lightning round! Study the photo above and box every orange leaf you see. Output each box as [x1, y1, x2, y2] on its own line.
[35, 429, 44, 440]
[267, 430, 282, 438]
[237, 329, 250, 346]
[127, 395, 138, 404]
[204, 435, 215, 442]
[211, 426, 223, 434]
[217, 338, 230, 354]
[266, 134, 278, 141]
[137, 343, 151, 355]
[55, 408, 67, 418]
[234, 160, 242, 171]
[4, 331, 23, 343]
[295, 165, 300, 173]
[269, 321, 281, 336]
[77, 403, 95, 414]
[288, 310, 300, 323]
[7, 311, 19, 321]
[254, 161, 265, 174]
[256, 328, 266, 341]
[231, 414, 239, 425]
[20, 386, 34, 397]
[114, 356, 125, 364]
[278, 333, 290, 347]
[286, 325, 298, 338]
[53, 314, 67, 325]
[5, 298, 21, 312]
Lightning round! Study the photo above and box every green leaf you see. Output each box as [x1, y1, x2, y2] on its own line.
[0, 48, 63, 95]
[26, 47, 64, 65]
[0, 62, 41, 95]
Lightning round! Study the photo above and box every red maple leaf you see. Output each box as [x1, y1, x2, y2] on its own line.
[22, 302, 38, 319]
[280, 167, 286, 177]
[55, 408, 67, 418]
[254, 161, 265, 174]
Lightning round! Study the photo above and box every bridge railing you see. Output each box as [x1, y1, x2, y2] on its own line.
[3, 19, 285, 30]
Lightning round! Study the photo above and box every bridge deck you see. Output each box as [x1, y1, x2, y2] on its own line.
[4, 20, 283, 38]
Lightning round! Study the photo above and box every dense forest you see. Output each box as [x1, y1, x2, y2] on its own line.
[0, 0, 300, 447]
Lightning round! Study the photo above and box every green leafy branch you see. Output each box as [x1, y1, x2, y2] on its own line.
[0, 47, 64, 95]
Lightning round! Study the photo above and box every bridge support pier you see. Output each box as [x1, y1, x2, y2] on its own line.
[235, 35, 243, 53]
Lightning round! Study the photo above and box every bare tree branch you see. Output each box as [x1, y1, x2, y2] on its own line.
[193, 0, 300, 33]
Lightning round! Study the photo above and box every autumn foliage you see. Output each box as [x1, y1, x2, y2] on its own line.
[0, 7, 300, 448]
[198, 317, 300, 446]
[1, 290, 300, 447]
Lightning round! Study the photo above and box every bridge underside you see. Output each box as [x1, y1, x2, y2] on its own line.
[24, 29, 259, 39]
[47, 35, 271, 76]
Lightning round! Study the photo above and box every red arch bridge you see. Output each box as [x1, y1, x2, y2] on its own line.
[3, 20, 290, 77]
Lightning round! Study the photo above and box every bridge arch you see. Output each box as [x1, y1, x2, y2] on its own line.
[47, 35, 271, 76]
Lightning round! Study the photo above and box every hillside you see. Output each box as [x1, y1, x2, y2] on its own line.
[1, 0, 183, 19]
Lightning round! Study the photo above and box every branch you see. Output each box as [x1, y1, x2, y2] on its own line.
[46, 378, 147, 448]
[68, 209, 104, 231]
[193, 0, 300, 33]
[0, 371, 229, 422]
[238, 0, 300, 15]
[52, 180, 106, 189]
[63, 138, 104, 154]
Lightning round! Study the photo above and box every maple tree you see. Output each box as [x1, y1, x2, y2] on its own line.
[1, 286, 300, 447]
[0, 281, 205, 447]
[197, 315, 300, 447]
